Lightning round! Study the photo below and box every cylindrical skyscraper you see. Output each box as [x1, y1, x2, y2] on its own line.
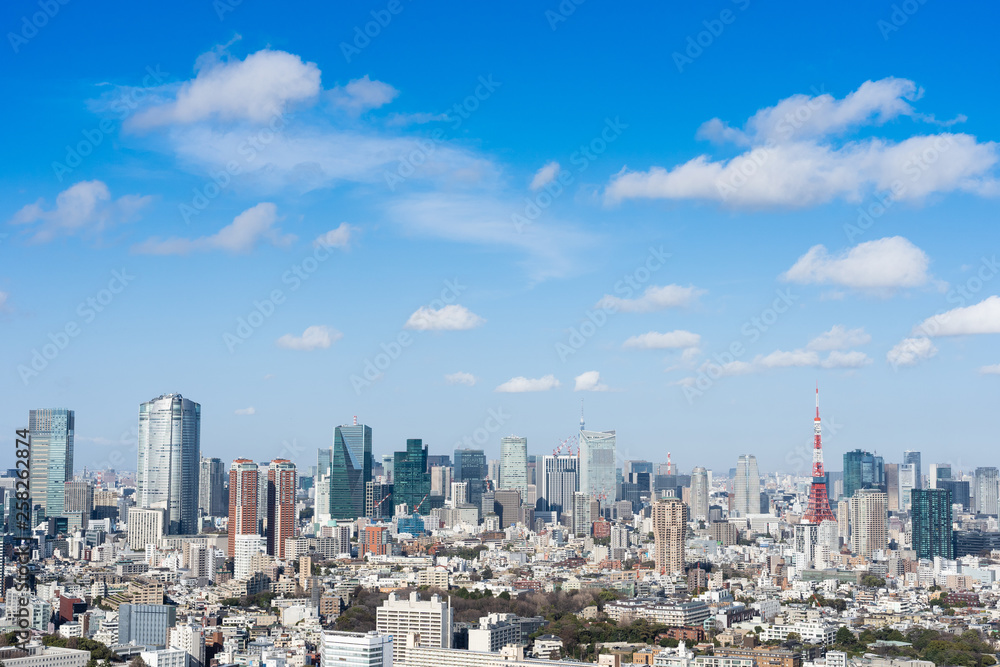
[136, 394, 200, 535]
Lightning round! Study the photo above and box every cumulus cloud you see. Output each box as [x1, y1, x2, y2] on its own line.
[887, 337, 937, 367]
[129, 49, 321, 129]
[133, 203, 293, 254]
[276, 325, 342, 351]
[675, 342, 871, 385]
[574, 371, 611, 392]
[234, 407, 256, 415]
[11, 180, 152, 243]
[404, 304, 485, 331]
[496, 375, 561, 393]
[783, 236, 930, 289]
[530, 162, 561, 190]
[623, 330, 701, 350]
[445, 372, 477, 386]
[313, 222, 353, 249]
[329, 75, 400, 114]
[980, 364, 1000, 375]
[807, 325, 872, 351]
[606, 78, 998, 209]
[596, 284, 704, 313]
[914, 295, 1000, 336]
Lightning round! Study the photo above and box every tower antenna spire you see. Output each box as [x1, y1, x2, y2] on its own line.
[802, 384, 836, 524]
[580, 399, 585, 431]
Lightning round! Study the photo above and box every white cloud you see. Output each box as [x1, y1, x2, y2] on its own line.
[606, 78, 998, 209]
[445, 372, 477, 386]
[914, 295, 1000, 336]
[133, 203, 293, 255]
[980, 364, 1000, 375]
[597, 284, 704, 313]
[574, 370, 611, 392]
[783, 236, 929, 289]
[530, 162, 561, 191]
[495, 375, 560, 393]
[675, 344, 871, 385]
[276, 325, 342, 351]
[623, 330, 701, 350]
[129, 49, 321, 129]
[820, 350, 873, 368]
[385, 112, 450, 127]
[329, 75, 400, 114]
[807, 325, 872, 351]
[11, 180, 152, 243]
[887, 337, 937, 367]
[234, 407, 256, 415]
[313, 222, 353, 249]
[404, 304, 485, 331]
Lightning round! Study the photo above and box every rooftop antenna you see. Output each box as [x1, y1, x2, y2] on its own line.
[353, 415, 358, 426]
[579, 399, 585, 432]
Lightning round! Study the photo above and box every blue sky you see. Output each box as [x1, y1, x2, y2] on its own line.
[2, 0, 999, 477]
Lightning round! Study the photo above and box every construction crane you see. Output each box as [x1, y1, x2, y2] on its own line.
[412, 492, 431, 514]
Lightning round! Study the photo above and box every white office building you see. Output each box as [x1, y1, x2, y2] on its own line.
[376, 592, 452, 650]
[499, 436, 528, 495]
[234, 534, 266, 581]
[579, 429, 616, 509]
[136, 394, 201, 535]
[320, 631, 392, 667]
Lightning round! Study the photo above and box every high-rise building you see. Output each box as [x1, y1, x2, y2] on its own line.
[843, 450, 885, 500]
[136, 394, 201, 535]
[365, 481, 393, 519]
[903, 451, 922, 490]
[939, 479, 971, 510]
[975, 467, 999, 516]
[499, 436, 528, 495]
[540, 455, 578, 515]
[376, 592, 452, 649]
[689, 467, 709, 522]
[63, 480, 93, 529]
[733, 455, 761, 516]
[267, 459, 297, 558]
[579, 429, 616, 509]
[652, 496, 687, 575]
[884, 463, 900, 512]
[849, 489, 887, 558]
[430, 466, 451, 498]
[328, 423, 372, 520]
[127, 507, 165, 550]
[929, 463, 951, 489]
[911, 488, 953, 560]
[571, 491, 591, 536]
[320, 631, 392, 667]
[898, 463, 917, 512]
[394, 439, 430, 514]
[493, 489, 522, 528]
[28, 408, 74, 518]
[234, 533, 266, 580]
[454, 449, 486, 509]
[119, 603, 177, 646]
[168, 624, 205, 667]
[198, 457, 226, 517]
[228, 459, 259, 558]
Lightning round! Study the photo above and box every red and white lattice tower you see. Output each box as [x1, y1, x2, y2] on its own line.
[801, 385, 836, 523]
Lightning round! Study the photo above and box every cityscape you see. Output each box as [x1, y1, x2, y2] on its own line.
[3, 3, 1000, 667]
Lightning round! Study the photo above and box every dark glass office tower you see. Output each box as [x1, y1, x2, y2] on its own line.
[843, 449, 885, 499]
[454, 448, 486, 508]
[394, 439, 431, 514]
[911, 488, 953, 559]
[329, 423, 372, 519]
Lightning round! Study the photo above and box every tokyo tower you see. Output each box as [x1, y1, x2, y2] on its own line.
[801, 386, 836, 523]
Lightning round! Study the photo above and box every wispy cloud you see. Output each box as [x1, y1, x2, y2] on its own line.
[405, 305, 485, 331]
[530, 162, 561, 191]
[445, 371, 477, 386]
[234, 406, 256, 415]
[623, 330, 701, 350]
[276, 325, 342, 351]
[887, 336, 937, 367]
[597, 284, 704, 313]
[133, 203, 293, 254]
[496, 374, 560, 393]
[11, 180, 152, 243]
[329, 75, 399, 114]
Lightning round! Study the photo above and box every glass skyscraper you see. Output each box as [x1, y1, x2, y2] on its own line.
[198, 456, 226, 517]
[454, 448, 486, 508]
[579, 429, 616, 509]
[136, 394, 201, 535]
[394, 439, 430, 514]
[911, 488, 953, 559]
[28, 408, 74, 518]
[843, 449, 885, 499]
[499, 436, 528, 494]
[903, 450, 922, 490]
[329, 423, 372, 519]
[540, 454, 578, 515]
[733, 454, 761, 516]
